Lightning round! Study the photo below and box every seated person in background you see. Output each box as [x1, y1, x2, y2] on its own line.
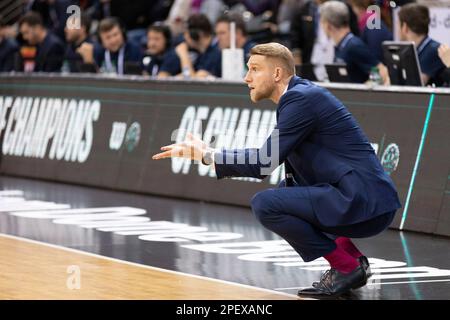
[319, 1, 389, 84]
[0, 14, 19, 72]
[348, 0, 392, 63]
[398, 3, 446, 86]
[94, 17, 143, 75]
[63, 13, 97, 73]
[215, 12, 256, 65]
[18, 12, 64, 72]
[158, 13, 221, 79]
[143, 22, 172, 76]
[29, 0, 74, 42]
[437, 44, 450, 87]
[290, 0, 360, 67]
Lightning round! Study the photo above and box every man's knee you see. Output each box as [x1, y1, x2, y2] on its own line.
[251, 189, 278, 225]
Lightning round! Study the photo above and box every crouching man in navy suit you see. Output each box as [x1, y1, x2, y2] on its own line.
[153, 43, 401, 298]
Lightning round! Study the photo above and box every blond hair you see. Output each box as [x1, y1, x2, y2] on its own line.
[250, 42, 295, 76]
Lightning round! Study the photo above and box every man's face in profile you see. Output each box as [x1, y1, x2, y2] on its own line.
[244, 55, 276, 103]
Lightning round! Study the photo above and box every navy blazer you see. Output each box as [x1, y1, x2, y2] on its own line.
[214, 76, 401, 226]
[35, 32, 65, 72]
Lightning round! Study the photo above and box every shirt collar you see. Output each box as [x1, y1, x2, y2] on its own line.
[417, 36, 431, 56]
[336, 32, 353, 50]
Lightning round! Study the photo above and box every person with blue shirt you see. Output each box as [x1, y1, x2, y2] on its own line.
[143, 22, 172, 77]
[152, 42, 401, 297]
[215, 12, 256, 68]
[0, 15, 19, 72]
[93, 17, 143, 75]
[158, 13, 221, 79]
[398, 3, 446, 87]
[320, 1, 389, 84]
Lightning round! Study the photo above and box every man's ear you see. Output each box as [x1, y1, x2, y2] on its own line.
[274, 67, 282, 82]
[400, 22, 408, 35]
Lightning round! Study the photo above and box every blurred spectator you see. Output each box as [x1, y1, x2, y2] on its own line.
[398, 3, 446, 86]
[241, 0, 282, 23]
[437, 44, 450, 87]
[199, 0, 228, 24]
[0, 15, 19, 72]
[348, 0, 392, 62]
[277, 0, 307, 34]
[63, 12, 97, 73]
[143, 22, 172, 76]
[215, 13, 256, 63]
[28, 0, 76, 42]
[83, 0, 112, 21]
[320, 1, 388, 83]
[290, 0, 359, 66]
[94, 17, 143, 75]
[19, 11, 65, 72]
[107, 0, 174, 49]
[166, 0, 195, 39]
[158, 13, 221, 78]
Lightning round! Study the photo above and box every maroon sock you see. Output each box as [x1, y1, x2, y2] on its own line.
[335, 237, 363, 259]
[324, 246, 359, 274]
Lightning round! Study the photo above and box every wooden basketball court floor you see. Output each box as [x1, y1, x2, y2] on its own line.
[1, 175, 450, 300]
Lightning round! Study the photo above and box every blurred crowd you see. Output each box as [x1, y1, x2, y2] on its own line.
[0, 0, 449, 86]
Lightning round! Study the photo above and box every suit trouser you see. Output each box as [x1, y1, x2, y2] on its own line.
[250, 180, 396, 262]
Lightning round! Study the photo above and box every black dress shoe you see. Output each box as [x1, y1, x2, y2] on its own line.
[298, 265, 366, 297]
[311, 256, 372, 290]
[352, 256, 372, 290]
[359, 255, 372, 277]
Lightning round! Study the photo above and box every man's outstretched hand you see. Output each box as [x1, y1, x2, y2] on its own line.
[152, 133, 208, 161]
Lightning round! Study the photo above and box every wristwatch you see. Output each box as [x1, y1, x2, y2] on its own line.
[201, 149, 215, 165]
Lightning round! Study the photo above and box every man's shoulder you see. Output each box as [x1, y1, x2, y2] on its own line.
[1, 38, 19, 52]
[347, 35, 369, 51]
[125, 41, 143, 59]
[46, 33, 64, 48]
[280, 78, 323, 105]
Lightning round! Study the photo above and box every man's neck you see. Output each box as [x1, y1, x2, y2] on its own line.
[332, 27, 351, 46]
[271, 76, 293, 104]
[109, 43, 124, 53]
[409, 33, 427, 48]
[199, 36, 212, 53]
[236, 36, 246, 49]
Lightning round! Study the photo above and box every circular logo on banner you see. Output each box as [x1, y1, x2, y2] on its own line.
[124, 122, 141, 152]
[381, 143, 400, 175]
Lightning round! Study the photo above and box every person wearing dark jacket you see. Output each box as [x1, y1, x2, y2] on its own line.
[93, 17, 143, 75]
[63, 13, 96, 73]
[18, 11, 64, 72]
[0, 15, 19, 72]
[398, 3, 446, 86]
[153, 43, 401, 298]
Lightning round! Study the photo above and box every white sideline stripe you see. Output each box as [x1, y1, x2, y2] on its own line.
[0, 233, 299, 299]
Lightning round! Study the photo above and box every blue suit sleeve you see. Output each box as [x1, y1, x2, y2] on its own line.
[214, 91, 317, 179]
